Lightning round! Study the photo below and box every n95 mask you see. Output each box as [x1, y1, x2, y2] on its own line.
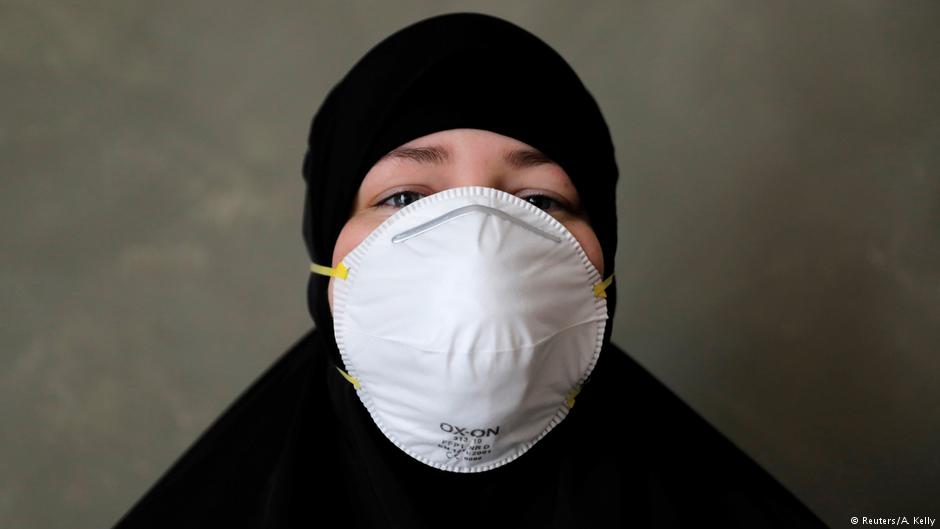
[310, 186, 612, 473]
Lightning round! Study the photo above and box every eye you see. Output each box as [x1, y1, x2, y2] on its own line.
[376, 190, 426, 209]
[521, 193, 567, 212]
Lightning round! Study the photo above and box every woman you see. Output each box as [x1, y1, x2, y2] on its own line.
[112, 12, 827, 528]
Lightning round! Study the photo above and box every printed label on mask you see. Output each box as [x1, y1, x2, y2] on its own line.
[437, 422, 499, 463]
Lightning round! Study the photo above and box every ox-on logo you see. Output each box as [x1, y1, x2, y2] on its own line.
[437, 422, 500, 463]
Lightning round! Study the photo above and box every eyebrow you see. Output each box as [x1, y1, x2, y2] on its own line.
[379, 144, 556, 169]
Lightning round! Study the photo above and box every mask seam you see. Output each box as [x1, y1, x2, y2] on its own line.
[340, 315, 606, 356]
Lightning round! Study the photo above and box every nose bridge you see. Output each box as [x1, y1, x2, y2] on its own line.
[452, 166, 504, 190]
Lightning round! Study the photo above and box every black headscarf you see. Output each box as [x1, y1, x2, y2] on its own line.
[112, 12, 828, 529]
[302, 11, 620, 369]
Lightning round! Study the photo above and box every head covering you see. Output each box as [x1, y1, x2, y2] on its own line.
[296, 13, 633, 525]
[301, 12, 619, 371]
[112, 12, 829, 529]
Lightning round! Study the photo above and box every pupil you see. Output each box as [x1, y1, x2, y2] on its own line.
[394, 192, 416, 207]
[527, 195, 553, 211]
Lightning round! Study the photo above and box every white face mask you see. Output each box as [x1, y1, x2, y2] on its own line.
[311, 186, 612, 473]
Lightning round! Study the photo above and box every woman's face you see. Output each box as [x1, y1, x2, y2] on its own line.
[327, 128, 604, 312]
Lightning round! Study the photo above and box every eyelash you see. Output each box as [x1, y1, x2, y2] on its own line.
[374, 190, 569, 212]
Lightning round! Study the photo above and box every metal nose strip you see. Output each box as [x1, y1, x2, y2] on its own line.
[391, 204, 562, 244]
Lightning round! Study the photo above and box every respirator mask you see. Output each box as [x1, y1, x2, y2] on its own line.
[311, 186, 612, 473]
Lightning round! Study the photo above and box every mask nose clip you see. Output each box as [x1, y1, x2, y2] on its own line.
[390, 204, 562, 244]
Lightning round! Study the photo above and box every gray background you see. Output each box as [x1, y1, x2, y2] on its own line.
[2, 1, 938, 528]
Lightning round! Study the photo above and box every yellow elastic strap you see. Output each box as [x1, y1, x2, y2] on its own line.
[565, 386, 581, 409]
[593, 273, 614, 298]
[335, 366, 361, 390]
[310, 261, 348, 280]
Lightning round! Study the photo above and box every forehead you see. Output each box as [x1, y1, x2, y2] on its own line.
[369, 128, 557, 171]
[354, 128, 581, 203]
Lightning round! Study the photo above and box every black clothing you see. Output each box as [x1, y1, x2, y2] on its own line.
[112, 329, 826, 528]
[112, 12, 828, 528]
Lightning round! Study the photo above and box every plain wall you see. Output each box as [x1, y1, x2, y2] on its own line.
[1, 2, 938, 527]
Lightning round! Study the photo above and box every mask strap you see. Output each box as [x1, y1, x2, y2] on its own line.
[335, 366, 361, 390]
[565, 386, 581, 409]
[593, 273, 614, 299]
[310, 263, 357, 386]
[310, 262, 349, 279]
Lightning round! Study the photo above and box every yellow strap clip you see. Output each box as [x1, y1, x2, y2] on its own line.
[565, 385, 581, 409]
[593, 273, 614, 299]
[335, 366, 361, 390]
[310, 261, 349, 280]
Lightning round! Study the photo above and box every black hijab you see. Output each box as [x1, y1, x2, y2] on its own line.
[302, 11, 620, 368]
[112, 12, 829, 529]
